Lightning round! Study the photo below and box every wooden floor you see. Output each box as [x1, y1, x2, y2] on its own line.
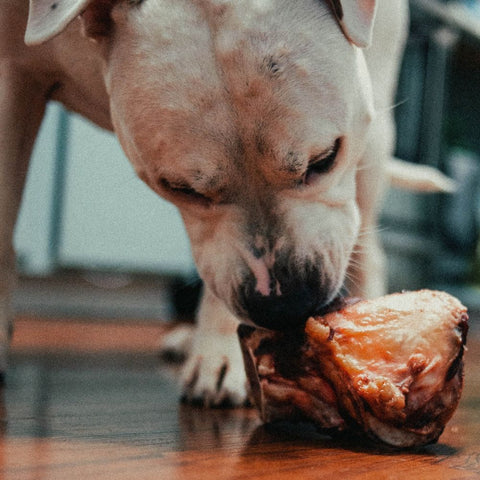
[1, 315, 479, 479]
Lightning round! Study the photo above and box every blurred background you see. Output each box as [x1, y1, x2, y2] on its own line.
[12, 0, 480, 323]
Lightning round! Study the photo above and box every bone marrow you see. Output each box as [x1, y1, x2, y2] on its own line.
[238, 290, 468, 448]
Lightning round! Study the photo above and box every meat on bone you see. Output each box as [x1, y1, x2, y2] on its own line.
[238, 290, 468, 448]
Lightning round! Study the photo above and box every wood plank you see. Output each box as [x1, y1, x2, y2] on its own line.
[0, 316, 479, 479]
[10, 316, 171, 354]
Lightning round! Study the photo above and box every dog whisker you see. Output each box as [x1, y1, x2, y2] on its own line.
[376, 98, 408, 115]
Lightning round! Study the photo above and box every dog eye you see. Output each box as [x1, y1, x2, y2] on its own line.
[160, 179, 212, 207]
[304, 138, 341, 185]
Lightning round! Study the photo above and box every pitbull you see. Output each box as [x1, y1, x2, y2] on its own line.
[0, 0, 413, 405]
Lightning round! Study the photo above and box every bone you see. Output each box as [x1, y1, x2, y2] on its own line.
[238, 290, 468, 448]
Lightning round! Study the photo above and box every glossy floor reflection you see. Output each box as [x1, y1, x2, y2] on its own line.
[0, 317, 479, 479]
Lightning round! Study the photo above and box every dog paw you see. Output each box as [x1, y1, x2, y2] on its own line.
[180, 331, 248, 407]
[158, 323, 194, 362]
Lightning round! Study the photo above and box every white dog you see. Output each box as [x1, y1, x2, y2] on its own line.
[0, 0, 451, 406]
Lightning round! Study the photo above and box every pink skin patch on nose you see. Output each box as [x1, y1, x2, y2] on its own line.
[247, 256, 272, 297]
[243, 237, 285, 297]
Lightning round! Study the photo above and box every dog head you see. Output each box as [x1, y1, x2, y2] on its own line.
[26, 0, 377, 329]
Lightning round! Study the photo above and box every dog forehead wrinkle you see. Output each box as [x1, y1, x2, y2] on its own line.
[111, 1, 242, 142]
[203, 3, 347, 156]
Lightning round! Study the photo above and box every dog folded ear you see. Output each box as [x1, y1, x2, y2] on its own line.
[25, 0, 116, 46]
[327, 0, 377, 48]
[25, 0, 89, 45]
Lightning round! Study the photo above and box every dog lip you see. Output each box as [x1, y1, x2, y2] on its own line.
[238, 281, 330, 331]
[310, 295, 361, 317]
[238, 295, 360, 332]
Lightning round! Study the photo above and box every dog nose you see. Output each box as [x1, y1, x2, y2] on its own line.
[239, 267, 327, 330]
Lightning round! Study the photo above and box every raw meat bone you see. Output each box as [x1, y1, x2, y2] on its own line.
[238, 290, 468, 448]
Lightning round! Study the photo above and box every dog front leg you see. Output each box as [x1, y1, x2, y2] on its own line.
[347, 172, 388, 300]
[181, 287, 248, 407]
[348, 228, 387, 299]
[346, 118, 391, 299]
[345, 156, 387, 300]
[0, 62, 46, 374]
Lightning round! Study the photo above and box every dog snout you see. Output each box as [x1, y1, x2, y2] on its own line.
[239, 261, 328, 330]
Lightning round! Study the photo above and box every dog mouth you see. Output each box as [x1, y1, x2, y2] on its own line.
[241, 286, 356, 331]
[311, 294, 362, 317]
[236, 263, 341, 331]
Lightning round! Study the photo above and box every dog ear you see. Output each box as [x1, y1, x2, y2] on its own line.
[327, 0, 377, 48]
[25, 0, 116, 45]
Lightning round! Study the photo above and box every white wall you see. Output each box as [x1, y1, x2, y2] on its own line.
[14, 104, 60, 274]
[14, 106, 194, 276]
